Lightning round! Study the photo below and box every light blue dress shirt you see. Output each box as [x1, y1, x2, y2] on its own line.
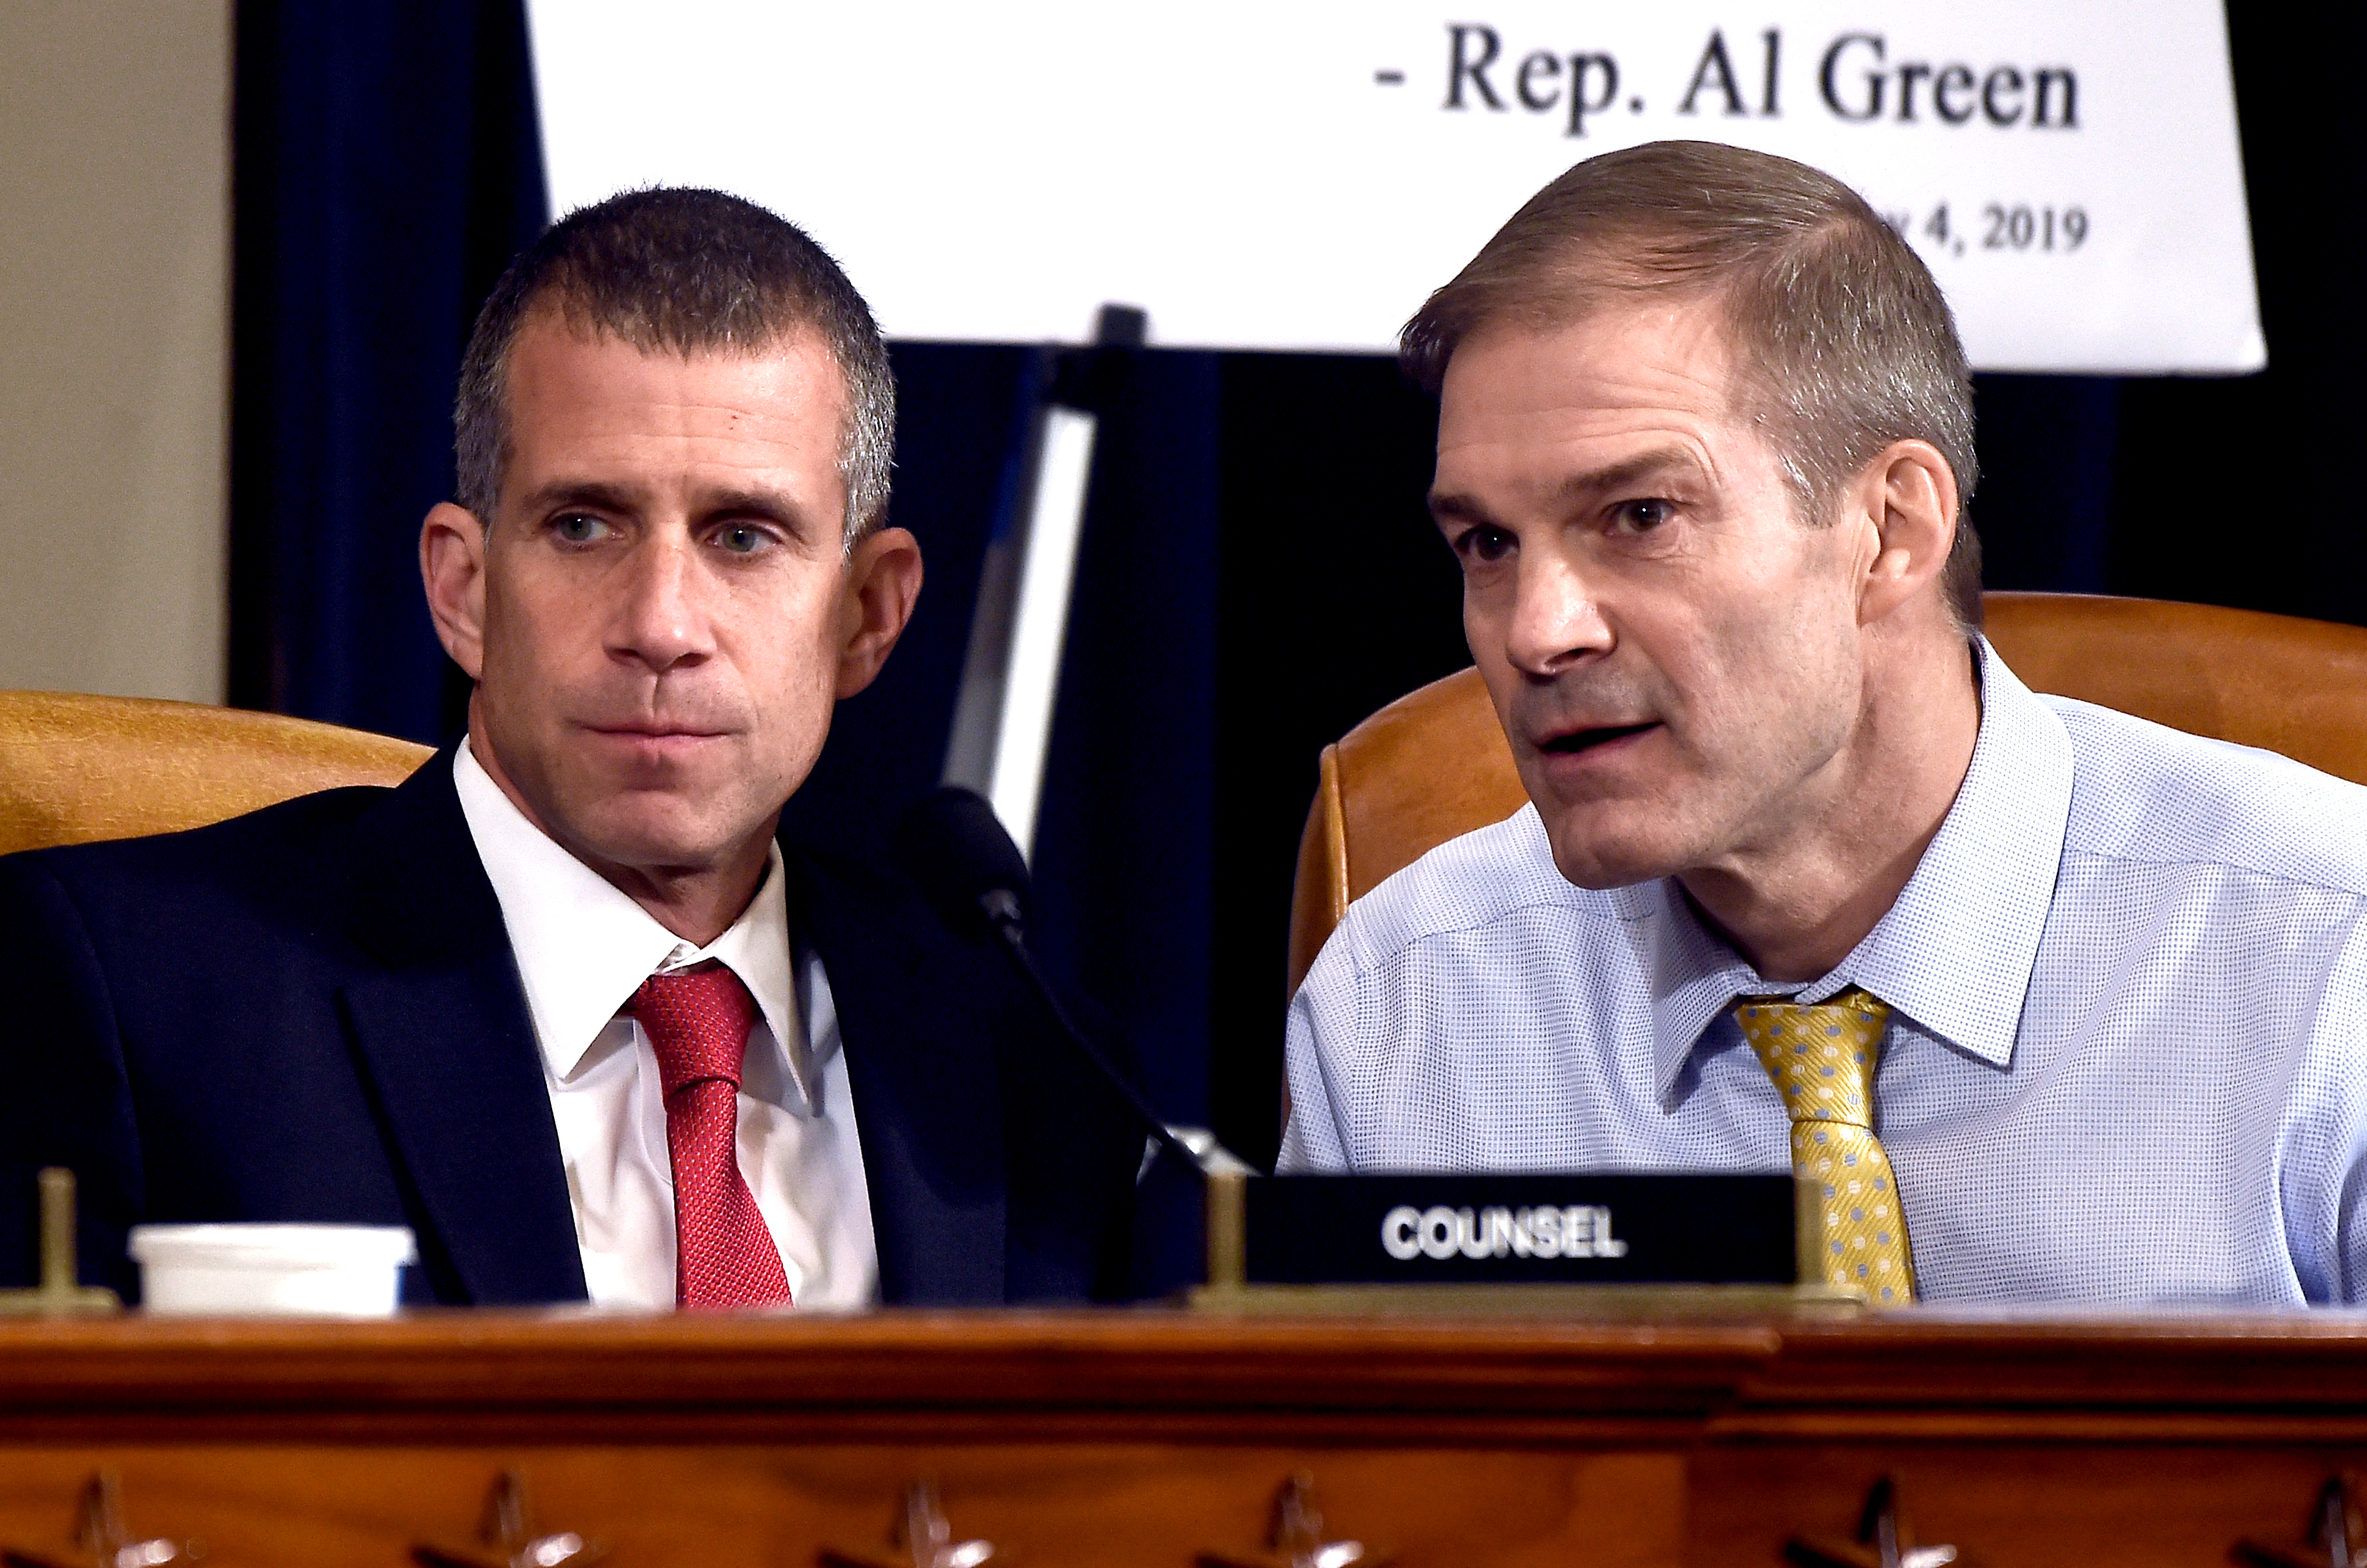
[1281, 641, 2367, 1305]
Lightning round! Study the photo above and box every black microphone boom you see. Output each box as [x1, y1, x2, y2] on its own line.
[896, 787, 1196, 1169]
[896, 785, 1028, 938]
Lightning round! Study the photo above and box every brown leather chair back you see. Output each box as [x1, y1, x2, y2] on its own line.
[1287, 666, 1521, 999]
[1286, 592, 2367, 997]
[1979, 592, 2367, 780]
[0, 691, 433, 858]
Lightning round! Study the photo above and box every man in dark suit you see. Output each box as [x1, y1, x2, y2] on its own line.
[0, 188, 1143, 1308]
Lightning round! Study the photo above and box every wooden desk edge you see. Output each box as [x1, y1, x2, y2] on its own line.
[0, 1308, 2363, 1444]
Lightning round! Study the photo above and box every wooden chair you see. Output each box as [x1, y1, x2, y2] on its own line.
[1286, 592, 2367, 996]
[0, 691, 432, 858]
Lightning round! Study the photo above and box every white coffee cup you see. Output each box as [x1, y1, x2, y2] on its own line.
[127, 1224, 418, 1316]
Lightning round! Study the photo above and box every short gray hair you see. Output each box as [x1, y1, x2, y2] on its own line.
[1404, 140, 1982, 630]
[453, 186, 895, 549]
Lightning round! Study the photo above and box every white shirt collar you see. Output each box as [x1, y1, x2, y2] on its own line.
[451, 737, 812, 1108]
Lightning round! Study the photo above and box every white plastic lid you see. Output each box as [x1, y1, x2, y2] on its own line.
[127, 1223, 418, 1270]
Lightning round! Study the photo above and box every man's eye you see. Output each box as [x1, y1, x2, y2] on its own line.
[716, 524, 772, 555]
[1614, 499, 1675, 533]
[1456, 525, 1515, 563]
[552, 514, 611, 544]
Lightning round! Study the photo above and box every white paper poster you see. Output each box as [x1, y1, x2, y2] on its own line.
[529, 2, 2262, 373]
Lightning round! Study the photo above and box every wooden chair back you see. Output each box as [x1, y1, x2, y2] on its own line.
[1286, 592, 2367, 996]
[0, 691, 432, 858]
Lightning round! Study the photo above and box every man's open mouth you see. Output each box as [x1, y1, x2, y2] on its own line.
[1540, 721, 1658, 755]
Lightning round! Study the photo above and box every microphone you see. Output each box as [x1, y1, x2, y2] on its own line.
[895, 786, 1199, 1169]
[896, 785, 1030, 940]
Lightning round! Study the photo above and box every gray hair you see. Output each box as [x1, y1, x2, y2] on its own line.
[1403, 140, 1982, 630]
[453, 186, 895, 549]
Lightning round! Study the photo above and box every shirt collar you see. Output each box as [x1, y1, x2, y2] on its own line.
[451, 738, 811, 1108]
[1645, 637, 2074, 1098]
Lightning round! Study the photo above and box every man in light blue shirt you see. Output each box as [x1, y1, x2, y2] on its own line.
[1280, 140, 2367, 1305]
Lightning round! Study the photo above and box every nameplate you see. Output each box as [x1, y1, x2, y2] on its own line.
[1240, 1173, 1797, 1286]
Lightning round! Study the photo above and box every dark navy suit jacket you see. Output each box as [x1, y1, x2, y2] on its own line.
[0, 749, 1142, 1305]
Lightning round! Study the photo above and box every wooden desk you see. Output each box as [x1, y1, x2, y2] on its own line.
[0, 1306, 2360, 1566]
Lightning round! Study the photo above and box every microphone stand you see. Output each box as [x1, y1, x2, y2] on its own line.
[979, 888, 1229, 1175]
[976, 892, 1255, 1292]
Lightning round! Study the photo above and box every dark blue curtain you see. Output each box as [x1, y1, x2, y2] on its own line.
[231, 0, 549, 740]
[779, 344, 1036, 846]
[1030, 353, 1224, 1127]
[2093, 4, 2367, 624]
[231, 4, 2367, 1172]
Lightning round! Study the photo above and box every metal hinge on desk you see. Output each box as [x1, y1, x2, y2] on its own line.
[414, 1472, 603, 1568]
[2236, 1473, 2367, 1568]
[1199, 1473, 1392, 1568]
[820, 1480, 998, 1568]
[2, 1471, 196, 1568]
[1786, 1475, 1963, 1568]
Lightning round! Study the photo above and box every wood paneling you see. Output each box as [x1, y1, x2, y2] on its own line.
[0, 1309, 2362, 1565]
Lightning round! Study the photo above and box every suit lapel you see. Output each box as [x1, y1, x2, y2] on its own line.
[338, 751, 586, 1305]
[792, 844, 1008, 1304]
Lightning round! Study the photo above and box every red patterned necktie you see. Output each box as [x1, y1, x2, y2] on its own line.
[625, 962, 792, 1309]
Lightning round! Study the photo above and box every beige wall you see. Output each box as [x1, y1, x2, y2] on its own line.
[0, 1, 230, 704]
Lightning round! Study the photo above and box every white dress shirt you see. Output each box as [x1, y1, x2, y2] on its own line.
[453, 738, 878, 1309]
[1284, 640, 2367, 1305]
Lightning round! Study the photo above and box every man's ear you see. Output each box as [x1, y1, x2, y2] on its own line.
[1854, 440, 1959, 627]
[420, 501, 491, 681]
[834, 525, 924, 699]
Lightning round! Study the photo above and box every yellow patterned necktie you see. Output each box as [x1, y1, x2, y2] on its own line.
[1734, 987, 1916, 1304]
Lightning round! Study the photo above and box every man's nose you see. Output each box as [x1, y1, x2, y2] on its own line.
[1502, 551, 1614, 677]
[607, 533, 715, 675]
